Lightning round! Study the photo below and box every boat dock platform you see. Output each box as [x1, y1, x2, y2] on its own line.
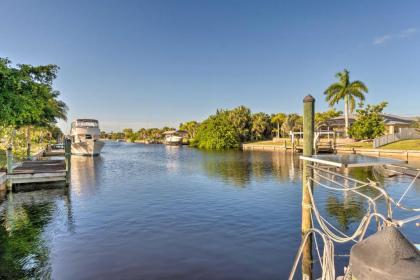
[1, 140, 71, 192]
[294, 143, 335, 153]
[7, 160, 68, 191]
[44, 149, 65, 157]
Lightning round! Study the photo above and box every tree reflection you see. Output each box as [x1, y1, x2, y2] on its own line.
[325, 194, 366, 230]
[200, 150, 302, 187]
[0, 189, 69, 279]
[0, 203, 52, 278]
[249, 152, 272, 180]
[322, 167, 384, 231]
[201, 151, 252, 186]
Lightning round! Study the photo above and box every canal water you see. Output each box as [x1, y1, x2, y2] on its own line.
[0, 142, 419, 279]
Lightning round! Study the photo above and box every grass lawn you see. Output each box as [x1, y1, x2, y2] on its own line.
[380, 139, 420, 150]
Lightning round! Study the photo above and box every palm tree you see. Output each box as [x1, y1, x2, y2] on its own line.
[251, 112, 271, 140]
[282, 113, 300, 134]
[271, 113, 287, 139]
[324, 69, 368, 137]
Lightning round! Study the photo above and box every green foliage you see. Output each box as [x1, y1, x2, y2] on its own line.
[179, 121, 200, 139]
[271, 113, 287, 138]
[122, 128, 135, 142]
[324, 69, 368, 112]
[48, 126, 63, 141]
[191, 106, 278, 150]
[0, 58, 67, 128]
[110, 132, 124, 140]
[411, 117, 420, 129]
[192, 111, 240, 150]
[227, 106, 252, 142]
[0, 126, 60, 163]
[251, 112, 271, 140]
[315, 108, 342, 128]
[281, 113, 301, 134]
[324, 69, 368, 136]
[348, 102, 388, 140]
[100, 130, 107, 139]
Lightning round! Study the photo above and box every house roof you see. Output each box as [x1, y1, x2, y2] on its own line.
[325, 113, 415, 127]
[381, 113, 415, 125]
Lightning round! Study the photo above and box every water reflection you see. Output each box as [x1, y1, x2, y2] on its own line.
[0, 189, 69, 279]
[200, 151, 301, 187]
[325, 194, 366, 230]
[270, 151, 301, 182]
[200, 150, 252, 186]
[71, 156, 103, 197]
[164, 145, 181, 173]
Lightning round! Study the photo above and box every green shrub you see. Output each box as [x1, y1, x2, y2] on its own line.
[348, 102, 387, 140]
[192, 111, 240, 150]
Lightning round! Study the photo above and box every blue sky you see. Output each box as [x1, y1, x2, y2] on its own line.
[1, 0, 419, 132]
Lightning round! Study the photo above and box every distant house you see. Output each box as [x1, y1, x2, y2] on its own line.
[324, 114, 416, 135]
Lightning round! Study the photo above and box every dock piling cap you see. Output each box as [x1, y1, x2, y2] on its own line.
[303, 95, 315, 103]
[349, 226, 420, 280]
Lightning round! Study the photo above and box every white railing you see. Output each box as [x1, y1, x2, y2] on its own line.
[373, 128, 420, 148]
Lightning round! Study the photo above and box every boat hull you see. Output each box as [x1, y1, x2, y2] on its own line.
[71, 140, 104, 156]
[164, 135, 183, 145]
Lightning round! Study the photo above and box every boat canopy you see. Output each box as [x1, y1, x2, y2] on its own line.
[72, 119, 99, 128]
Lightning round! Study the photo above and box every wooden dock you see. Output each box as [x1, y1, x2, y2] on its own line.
[8, 160, 67, 191]
[242, 142, 335, 153]
[3, 139, 72, 192]
[295, 143, 335, 153]
[43, 149, 65, 157]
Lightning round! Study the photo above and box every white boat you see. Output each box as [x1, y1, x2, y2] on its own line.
[163, 130, 186, 145]
[70, 119, 105, 156]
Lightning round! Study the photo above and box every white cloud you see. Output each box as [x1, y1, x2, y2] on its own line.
[373, 34, 391, 45]
[400, 28, 417, 38]
[373, 27, 417, 45]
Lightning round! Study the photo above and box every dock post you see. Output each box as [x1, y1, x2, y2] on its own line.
[6, 145, 13, 190]
[26, 142, 31, 159]
[65, 138, 71, 185]
[302, 95, 315, 280]
[26, 126, 31, 159]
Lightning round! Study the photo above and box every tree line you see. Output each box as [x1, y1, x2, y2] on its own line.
[105, 107, 342, 148]
[109, 69, 396, 150]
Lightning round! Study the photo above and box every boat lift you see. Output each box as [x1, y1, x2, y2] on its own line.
[290, 130, 337, 153]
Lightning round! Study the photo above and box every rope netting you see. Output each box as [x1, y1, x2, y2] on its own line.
[289, 164, 420, 280]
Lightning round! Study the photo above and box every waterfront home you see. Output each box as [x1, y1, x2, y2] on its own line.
[324, 113, 416, 135]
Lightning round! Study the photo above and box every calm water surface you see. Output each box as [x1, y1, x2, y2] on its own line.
[0, 142, 419, 279]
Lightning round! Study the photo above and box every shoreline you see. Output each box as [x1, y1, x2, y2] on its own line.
[242, 143, 420, 160]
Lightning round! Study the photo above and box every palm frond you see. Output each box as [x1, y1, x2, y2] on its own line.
[324, 83, 344, 106]
[349, 80, 368, 93]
